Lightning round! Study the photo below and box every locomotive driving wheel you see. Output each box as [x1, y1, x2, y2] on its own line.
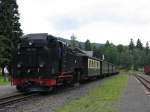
[16, 85, 24, 92]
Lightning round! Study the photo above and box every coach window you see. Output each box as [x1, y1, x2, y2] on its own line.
[93, 60, 95, 68]
[93, 60, 94, 68]
[90, 60, 91, 68]
[90, 60, 92, 67]
[96, 62, 98, 68]
[88, 59, 89, 68]
[96, 61, 98, 68]
[96, 61, 97, 68]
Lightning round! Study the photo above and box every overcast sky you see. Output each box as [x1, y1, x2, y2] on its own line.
[17, 0, 150, 45]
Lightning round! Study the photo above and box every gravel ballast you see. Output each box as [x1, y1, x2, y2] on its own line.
[0, 77, 115, 112]
[0, 85, 17, 98]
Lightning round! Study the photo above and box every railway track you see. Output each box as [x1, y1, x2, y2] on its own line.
[0, 85, 81, 108]
[0, 93, 38, 107]
[135, 74, 150, 91]
[0, 77, 111, 108]
[0, 84, 84, 108]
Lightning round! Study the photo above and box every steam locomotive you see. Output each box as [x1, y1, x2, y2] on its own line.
[11, 33, 118, 92]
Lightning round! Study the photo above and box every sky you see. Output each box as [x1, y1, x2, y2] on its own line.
[17, 0, 150, 45]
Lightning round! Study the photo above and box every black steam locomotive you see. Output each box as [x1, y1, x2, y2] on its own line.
[11, 33, 118, 92]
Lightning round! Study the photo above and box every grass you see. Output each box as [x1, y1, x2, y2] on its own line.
[57, 72, 129, 112]
[0, 73, 10, 85]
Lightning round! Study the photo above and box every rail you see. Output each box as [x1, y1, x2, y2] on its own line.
[135, 74, 150, 91]
[0, 93, 38, 107]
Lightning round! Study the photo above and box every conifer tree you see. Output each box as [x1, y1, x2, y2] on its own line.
[136, 38, 143, 50]
[0, 0, 22, 66]
[129, 38, 134, 51]
[70, 34, 77, 48]
[85, 39, 91, 51]
[105, 40, 110, 47]
[146, 41, 149, 55]
[117, 44, 123, 53]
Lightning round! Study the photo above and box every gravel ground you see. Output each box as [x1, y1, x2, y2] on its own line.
[0, 85, 17, 98]
[0, 77, 114, 112]
[118, 75, 150, 112]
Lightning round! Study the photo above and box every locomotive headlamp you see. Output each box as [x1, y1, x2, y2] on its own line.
[17, 63, 21, 68]
[17, 44, 20, 49]
[29, 42, 32, 46]
[39, 63, 44, 67]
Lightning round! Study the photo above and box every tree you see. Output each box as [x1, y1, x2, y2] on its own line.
[136, 38, 143, 50]
[144, 53, 150, 65]
[117, 44, 124, 53]
[129, 38, 135, 51]
[70, 34, 77, 48]
[0, 0, 22, 45]
[117, 44, 124, 66]
[119, 49, 132, 69]
[0, 35, 13, 71]
[85, 39, 91, 50]
[133, 49, 144, 70]
[0, 0, 22, 66]
[105, 40, 110, 47]
[78, 42, 82, 49]
[94, 46, 104, 59]
[91, 43, 96, 51]
[145, 41, 149, 55]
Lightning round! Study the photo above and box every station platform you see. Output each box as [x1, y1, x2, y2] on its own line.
[119, 75, 150, 112]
